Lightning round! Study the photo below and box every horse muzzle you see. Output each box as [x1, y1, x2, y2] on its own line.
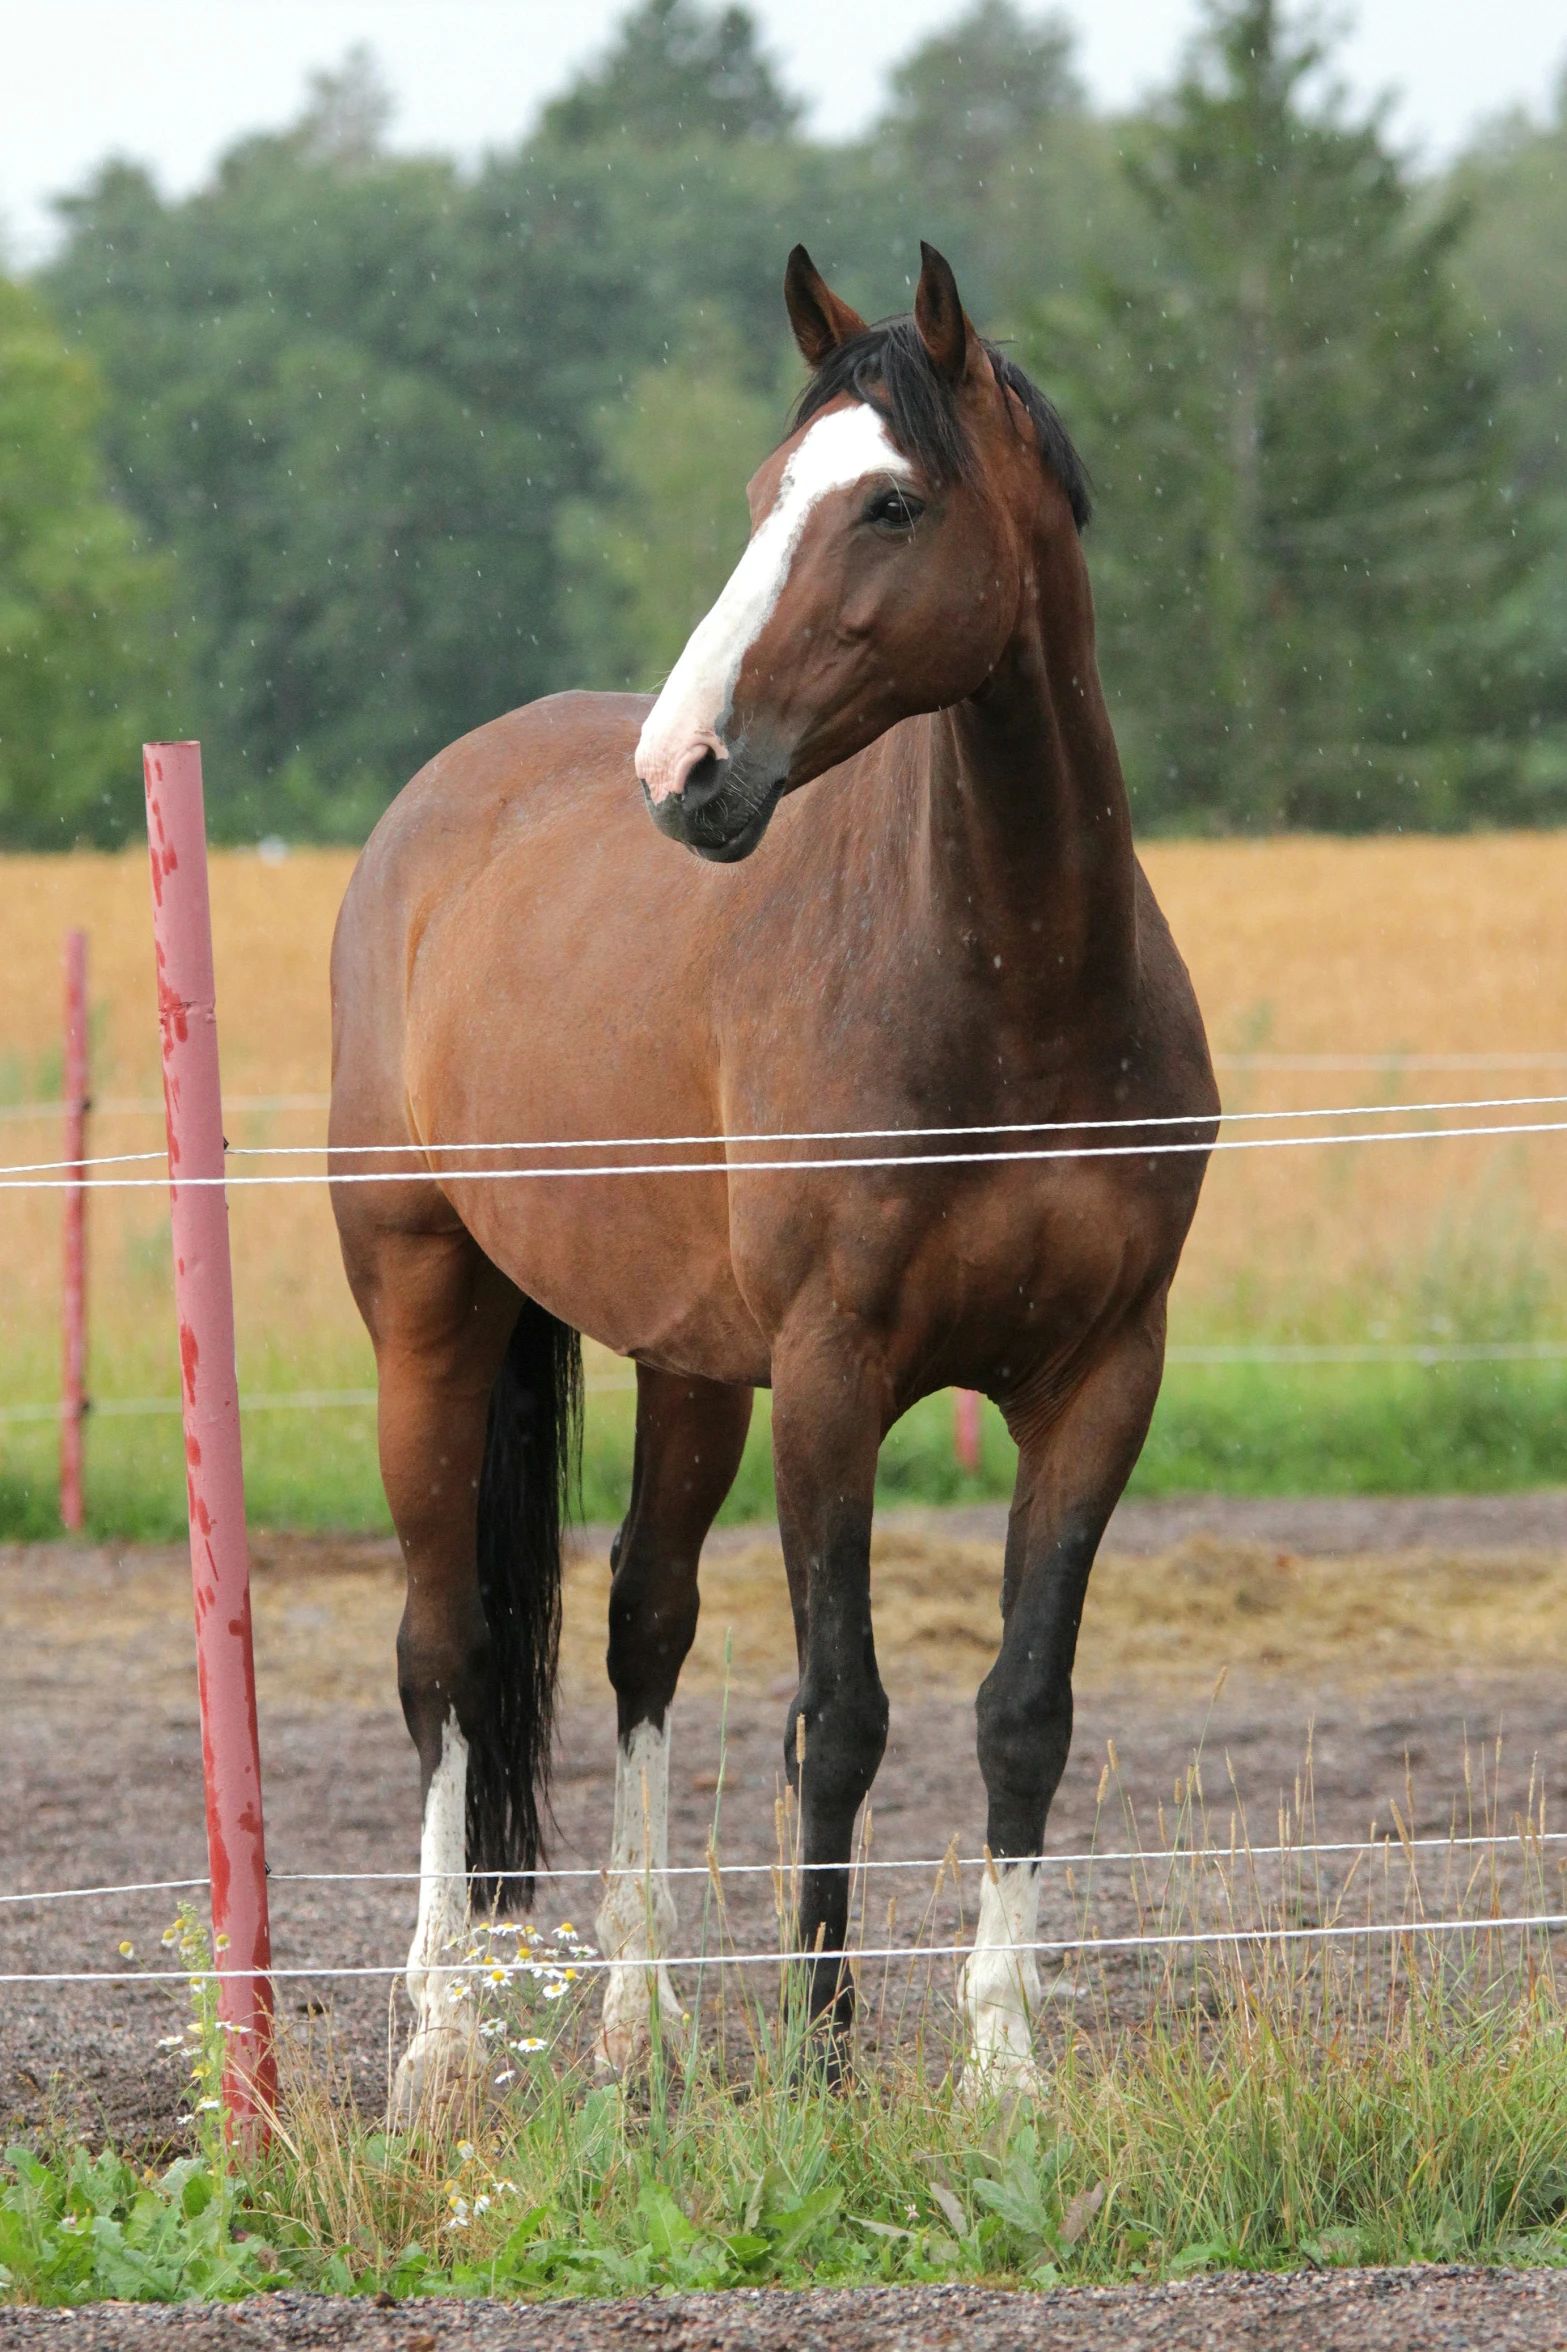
[639, 747, 783, 863]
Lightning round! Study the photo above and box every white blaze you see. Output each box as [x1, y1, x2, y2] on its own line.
[635, 403, 913, 801]
[959, 1857, 1046, 2098]
[593, 1717, 685, 2071]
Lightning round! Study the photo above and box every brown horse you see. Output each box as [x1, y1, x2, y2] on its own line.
[329, 242, 1216, 2111]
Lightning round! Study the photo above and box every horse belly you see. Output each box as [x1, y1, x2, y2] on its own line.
[445, 1165, 769, 1383]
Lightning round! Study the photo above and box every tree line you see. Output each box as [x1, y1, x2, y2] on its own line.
[2, 0, 1564, 846]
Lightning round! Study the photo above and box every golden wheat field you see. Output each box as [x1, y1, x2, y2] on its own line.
[0, 833, 1564, 1407]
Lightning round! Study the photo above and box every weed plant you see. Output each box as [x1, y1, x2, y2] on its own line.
[7, 1735, 1567, 2303]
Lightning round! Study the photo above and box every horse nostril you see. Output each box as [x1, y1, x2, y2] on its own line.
[679, 750, 724, 809]
[640, 731, 731, 808]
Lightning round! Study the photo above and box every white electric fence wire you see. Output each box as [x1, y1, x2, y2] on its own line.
[0, 1094, 333, 1125]
[6, 1114, 1567, 1194]
[1217, 1054, 1567, 1072]
[1, 1065, 1561, 1960]
[7, 1091, 1567, 1183]
[1164, 1341, 1567, 1364]
[2, 1057, 1564, 1126]
[0, 1150, 165, 1175]
[0, 1375, 638, 1424]
[222, 1089, 1567, 1155]
[8, 1828, 1567, 1906]
[7, 1908, 1567, 1986]
[0, 1392, 374, 1425]
[0, 1879, 213, 1906]
[7, 1345, 1567, 1427]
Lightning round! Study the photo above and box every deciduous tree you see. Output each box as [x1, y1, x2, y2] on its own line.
[0, 279, 176, 846]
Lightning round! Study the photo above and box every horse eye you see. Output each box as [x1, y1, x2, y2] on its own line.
[865, 487, 921, 532]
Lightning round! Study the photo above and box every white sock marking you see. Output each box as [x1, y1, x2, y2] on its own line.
[960, 1858, 1045, 2092]
[635, 403, 913, 799]
[594, 1717, 684, 2068]
[405, 1711, 471, 2038]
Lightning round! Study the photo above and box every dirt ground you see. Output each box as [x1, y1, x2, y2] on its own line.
[6, 1492, 1567, 2148]
[8, 1496, 1567, 2347]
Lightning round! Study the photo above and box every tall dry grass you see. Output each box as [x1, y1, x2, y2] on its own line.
[218, 1722, 1567, 2285]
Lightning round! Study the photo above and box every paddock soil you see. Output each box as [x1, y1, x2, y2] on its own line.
[10, 1502, 1567, 2349]
[6, 1490, 1567, 2143]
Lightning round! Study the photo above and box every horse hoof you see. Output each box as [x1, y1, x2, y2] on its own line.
[591, 2025, 640, 2080]
[790, 2033, 851, 2092]
[592, 1975, 691, 2078]
[957, 2049, 1048, 2112]
[390, 2024, 477, 2125]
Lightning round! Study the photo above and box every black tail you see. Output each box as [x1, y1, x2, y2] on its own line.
[468, 1298, 582, 1911]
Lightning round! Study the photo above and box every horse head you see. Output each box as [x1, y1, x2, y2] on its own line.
[635, 241, 1091, 862]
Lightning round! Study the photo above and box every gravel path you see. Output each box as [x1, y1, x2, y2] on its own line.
[6, 2271, 1567, 2351]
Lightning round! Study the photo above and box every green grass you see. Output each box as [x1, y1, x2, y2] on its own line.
[2, 1359, 1565, 1542]
[1130, 1358, 1567, 1497]
[11, 2010, 1567, 2305]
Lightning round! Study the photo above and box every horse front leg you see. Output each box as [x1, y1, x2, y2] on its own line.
[963, 1310, 1167, 2100]
[595, 1367, 752, 2074]
[770, 1336, 889, 2062]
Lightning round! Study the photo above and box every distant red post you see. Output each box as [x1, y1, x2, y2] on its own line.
[60, 930, 89, 1533]
[144, 741, 275, 2135]
[954, 1387, 982, 1476]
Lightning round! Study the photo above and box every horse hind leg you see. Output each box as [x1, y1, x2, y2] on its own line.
[594, 1366, 752, 2075]
[400, 1708, 474, 2118]
[355, 1226, 578, 2120]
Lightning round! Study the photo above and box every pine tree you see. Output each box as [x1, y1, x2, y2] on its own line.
[1033, 0, 1527, 831]
[879, 0, 1082, 194]
[1448, 74, 1567, 820]
[870, 4, 1135, 330]
[542, 0, 799, 148]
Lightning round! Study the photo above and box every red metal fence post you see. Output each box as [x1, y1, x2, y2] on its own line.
[143, 741, 276, 2134]
[60, 929, 89, 1533]
[953, 1387, 982, 1477]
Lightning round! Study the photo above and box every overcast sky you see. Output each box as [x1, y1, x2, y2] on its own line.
[4, 0, 1564, 265]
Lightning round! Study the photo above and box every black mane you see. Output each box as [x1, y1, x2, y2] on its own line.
[790, 316, 1092, 532]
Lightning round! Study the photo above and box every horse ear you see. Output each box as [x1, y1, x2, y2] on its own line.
[784, 245, 867, 368]
[914, 241, 968, 385]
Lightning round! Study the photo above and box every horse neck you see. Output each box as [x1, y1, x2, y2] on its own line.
[918, 524, 1137, 1010]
